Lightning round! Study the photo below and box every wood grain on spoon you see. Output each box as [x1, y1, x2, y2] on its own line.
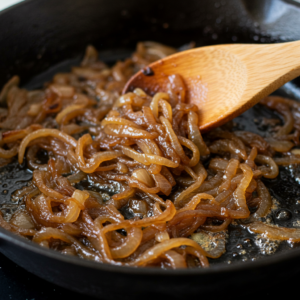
[123, 41, 300, 131]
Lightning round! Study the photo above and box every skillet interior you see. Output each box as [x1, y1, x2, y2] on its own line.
[2, 0, 300, 298]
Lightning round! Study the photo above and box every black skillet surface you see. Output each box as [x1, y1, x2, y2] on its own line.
[2, 0, 300, 299]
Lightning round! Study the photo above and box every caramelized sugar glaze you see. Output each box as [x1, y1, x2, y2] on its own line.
[0, 42, 300, 268]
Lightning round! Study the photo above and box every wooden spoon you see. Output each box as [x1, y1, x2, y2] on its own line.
[123, 41, 300, 131]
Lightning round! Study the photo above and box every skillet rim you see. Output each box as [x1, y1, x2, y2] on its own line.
[0, 0, 299, 278]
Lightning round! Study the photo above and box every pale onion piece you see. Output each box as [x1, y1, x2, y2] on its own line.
[55, 104, 86, 124]
[291, 149, 300, 156]
[27, 103, 43, 117]
[127, 237, 209, 266]
[188, 111, 210, 156]
[178, 136, 200, 167]
[145, 139, 163, 156]
[113, 93, 145, 108]
[53, 73, 70, 85]
[62, 124, 87, 135]
[110, 227, 143, 259]
[72, 189, 90, 206]
[10, 210, 35, 229]
[1, 124, 42, 145]
[133, 88, 147, 97]
[52, 190, 88, 223]
[174, 176, 206, 209]
[101, 117, 140, 128]
[120, 146, 178, 168]
[34, 195, 79, 224]
[75, 133, 92, 166]
[136, 140, 152, 154]
[79, 151, 122, 173]
[247, 221, 300, 241]
[155, 230, 170, 242]
[265, 138, 294, 152]
[18, 129, 77, 163]
[152, 173, 172, 196]
[150, 93, 169, 120]
[112, 187, 135, 201]
[209, 158, 228, 171]
[158, 99, 173, 123]
[233, 164, 252, 218]
[117, 162, 129, 173]
[274, 156, 300, 165]
[102, 200, 176, 234]
[50, 84, 75, 98]
[161, 250, 187, 269]
[132, 169, 155, 187]
[153, 202, 164, 216]
[177, 193, 216, 213]
[191, 231, 226, 258]
[32, 227, 100, 261]
[253, 180, 272, 219]
[145, 193, 167, 207]
[0, 145, 18, 158]
[255, 155, 279, 179]
[87, 190, 104, 205]
[113, 93, 134, 107]
[245, 147, 258, 169]
[218, 158, 239, 192]
[160, 116, 189, 164]
[76, 133, 122, 173]
[184, 166, 198, 180]
[74, 93, 96, 106]
[33, 170, 64, 199]
[104, 124, 158, 139]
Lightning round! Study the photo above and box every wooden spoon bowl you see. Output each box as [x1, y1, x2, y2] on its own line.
[124, 41, 300, 131]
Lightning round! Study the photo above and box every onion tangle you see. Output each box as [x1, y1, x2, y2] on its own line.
[0, 43, 300, 269]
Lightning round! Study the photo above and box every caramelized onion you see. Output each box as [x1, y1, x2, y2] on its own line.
[19, 129, 77, 163]
[3, 43, 300, 270]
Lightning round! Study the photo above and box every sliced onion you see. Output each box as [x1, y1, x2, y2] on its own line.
[247, 221, 300, 241]
[150, 93, 169, 120]
[19, 129, 77, 164]
[55, 104, 85, 124]
[101, 117, 140, 128]
[255, 155, 279, 178]
[178, 136, 200, 167]
[132, 169, 155, 187]
[253, 180, 272, 219]
[160, 116, 189, 164]
[177, 193, 216, 213]
[50, 84, 75, 98]
[188, 111, 210, 156]
[33, 227, 100, 260]
[232, 164, 252, 219]
[104, 124, 158, 139]
[76, 134, 122, 173]
[265, 137, 294, 152]
[120, 145, 179, 168]
[110, 227, 143, 259]
[161, 250, 187, 269]
[0, 145, 18, 158]
[127, 238, 209, 267]
[152, 173, 172, 196]
[218, 159, 239, 192]
[10, 210, 35, 229]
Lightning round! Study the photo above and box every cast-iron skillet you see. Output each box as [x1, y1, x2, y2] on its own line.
[2, 0, 300, 299]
